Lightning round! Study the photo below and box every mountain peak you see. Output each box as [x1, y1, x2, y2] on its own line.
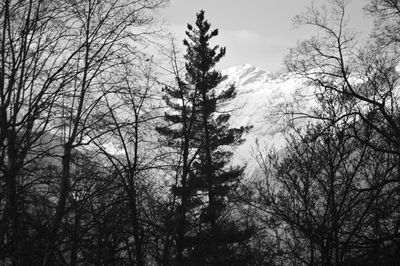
[223, 63, 268, 75]
[221, 64, 274, 92]
[217, 63, 312, 176]
[241, 63, 257, 71]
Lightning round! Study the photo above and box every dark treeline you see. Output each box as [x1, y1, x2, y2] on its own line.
[1, 0, 400, 265]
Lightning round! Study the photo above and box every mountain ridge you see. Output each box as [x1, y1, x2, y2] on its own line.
[220, 64, 314, 176]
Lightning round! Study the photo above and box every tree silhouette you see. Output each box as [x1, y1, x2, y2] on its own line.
[158, 10, 254, 265]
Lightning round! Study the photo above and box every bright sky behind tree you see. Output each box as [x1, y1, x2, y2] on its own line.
[160, 0, 373, 73]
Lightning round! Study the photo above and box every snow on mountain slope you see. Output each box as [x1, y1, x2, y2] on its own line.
[219, 64, 315, 177]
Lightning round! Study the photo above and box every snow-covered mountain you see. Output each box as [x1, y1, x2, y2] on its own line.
[220, 64, 315, 176]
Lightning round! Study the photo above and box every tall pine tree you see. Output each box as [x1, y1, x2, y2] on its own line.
[183, 10, 253, 265]
[158, 10, 253, 265]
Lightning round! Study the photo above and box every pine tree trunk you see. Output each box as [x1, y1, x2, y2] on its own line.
[201, 87, 216, 228]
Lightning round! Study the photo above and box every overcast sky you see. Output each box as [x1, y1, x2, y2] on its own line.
[160, 0, 374, 73]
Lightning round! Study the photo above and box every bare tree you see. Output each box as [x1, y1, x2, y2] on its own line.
[366, 0, 400, 49]
[0, 1, 80, 263]
[0, 0, 167, 264]
[252, 117, 399, 265]
[285, 0, 400, 156]
[259, 0, 400, 264]
[92, 58, 165, 265]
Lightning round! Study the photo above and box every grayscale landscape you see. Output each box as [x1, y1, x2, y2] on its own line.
[1, 0, 400, 265]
